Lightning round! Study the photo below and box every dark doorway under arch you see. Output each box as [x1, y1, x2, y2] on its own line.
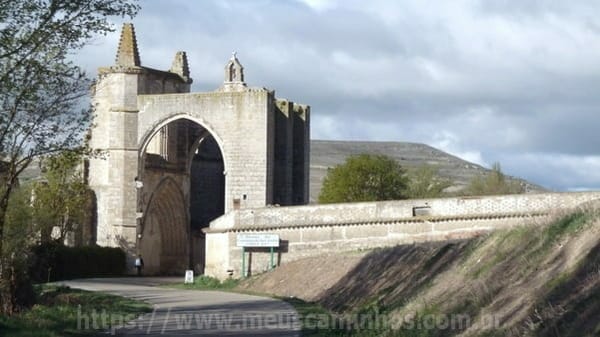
[139, 118, 226, 275]
[189, 135, 225, 273]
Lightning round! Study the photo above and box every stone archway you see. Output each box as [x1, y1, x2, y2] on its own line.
[138, 118, 227, 275]
[87, 24, 310, 275]
[139, 177, 188, 275]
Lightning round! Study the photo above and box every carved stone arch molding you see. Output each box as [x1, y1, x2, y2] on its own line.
[140, 176, 189, 275]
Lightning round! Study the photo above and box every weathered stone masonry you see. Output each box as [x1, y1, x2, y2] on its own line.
[204, 192, 600, 279]
[88, 24, 310, 274]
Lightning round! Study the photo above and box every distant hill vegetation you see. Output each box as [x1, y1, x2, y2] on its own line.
[310, 140, 546, 203]
[19, 139, 546, 203]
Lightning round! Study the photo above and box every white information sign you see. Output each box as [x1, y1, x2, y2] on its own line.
[184, 270, 194, 284]
[236, 233, 280, 247]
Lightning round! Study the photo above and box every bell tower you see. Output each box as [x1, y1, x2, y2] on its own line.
[220, 52, 247, 92]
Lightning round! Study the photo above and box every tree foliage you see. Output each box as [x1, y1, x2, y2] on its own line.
[0, 0, 139, 314]
[405, 165, 452, 199]
[32, 151, 91, 243]
[318, 154, 408, 204]
[464, 162, 525, 196]
[1, 185, 36, 313]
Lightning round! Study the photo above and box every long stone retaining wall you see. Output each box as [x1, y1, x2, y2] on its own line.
[203, 192, 600, 279]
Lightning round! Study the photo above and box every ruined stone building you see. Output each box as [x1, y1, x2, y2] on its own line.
[88, 24, 310, 274]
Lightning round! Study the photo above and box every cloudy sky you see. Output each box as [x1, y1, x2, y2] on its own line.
[78, 0, 600, 191]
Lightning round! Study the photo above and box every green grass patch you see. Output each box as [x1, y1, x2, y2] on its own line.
[466, 211, 591, 280]
[467, 228, 530, 279]
[542, 211, 591, 246]
[544, 270, 573, 293]
[0, 285, 150, 337]
[165, 275, 240, 290]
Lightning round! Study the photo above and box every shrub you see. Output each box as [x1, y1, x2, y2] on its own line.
[29, 243, 126, 283]
[319, 154, 408, 204]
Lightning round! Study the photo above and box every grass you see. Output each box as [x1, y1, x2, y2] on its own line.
[541, 211, 592, 247]
[289, 210, 599, 337]
[0, 285, 151, 337]
[165, 275, 240, 290]
[466, 211, 593, 280]
[466, 225, 533, 279]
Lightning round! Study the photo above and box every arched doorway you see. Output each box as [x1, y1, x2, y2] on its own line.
[139, 118, 226, 275]
[140, 178, 188, 274]
[189, 135, 225, 273]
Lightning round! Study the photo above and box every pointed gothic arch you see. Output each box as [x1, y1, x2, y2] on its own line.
[137, 117, 227, 274]
[139, 177, 188, 274]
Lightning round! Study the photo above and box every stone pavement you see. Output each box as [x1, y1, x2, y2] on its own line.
[60, 277, 301, 336]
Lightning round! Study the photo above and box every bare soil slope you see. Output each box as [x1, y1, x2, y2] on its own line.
[238, 252, 367, 302]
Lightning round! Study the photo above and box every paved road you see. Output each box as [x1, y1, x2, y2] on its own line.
[60, 277, 301, 336]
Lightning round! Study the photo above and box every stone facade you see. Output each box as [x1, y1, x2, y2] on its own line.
[88, 24, 310, 274]
[204, 191, 600, 279]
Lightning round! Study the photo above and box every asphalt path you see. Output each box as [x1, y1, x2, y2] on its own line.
[60, 277, 301, 336]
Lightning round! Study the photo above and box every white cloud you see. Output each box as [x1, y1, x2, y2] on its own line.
[499, 153, 600, 191]
[297, 0, 339, 12]
[430, 131, 487, 167]
[73, 0, 600, 192]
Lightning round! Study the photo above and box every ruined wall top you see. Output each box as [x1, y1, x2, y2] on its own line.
[98, 23, 192, 86]
[170, 51, 191, 82]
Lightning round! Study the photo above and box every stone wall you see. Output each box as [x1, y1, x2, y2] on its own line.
[137, 90, 274, 212]
[273, 100, 311, 206]
[204, 191, 600, 279]
[89, 24, 311, 275]
[292, 104, 310, 204]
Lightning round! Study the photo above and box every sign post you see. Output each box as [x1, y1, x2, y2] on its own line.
[236, 233, 279, 278]
[184, 270, 194, 284]
[241, 246, 246, 278]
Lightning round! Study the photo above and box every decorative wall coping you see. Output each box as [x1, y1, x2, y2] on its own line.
[203, 211, 551, 234]
[204, 191, 600, 234]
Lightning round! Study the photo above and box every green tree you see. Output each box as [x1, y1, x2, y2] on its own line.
[406, 165, 452, 199]
[464, 162, 525, 196]
[318, 154, 408, 204]
[32, 151, 90, 244]
[0, 0, 139, 314]
[1, 185, 36, 313]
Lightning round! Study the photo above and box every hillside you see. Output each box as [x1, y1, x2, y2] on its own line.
[310, 140, 546, 203]
[19, 140, 546, 202]
[238, 204, 600, 336]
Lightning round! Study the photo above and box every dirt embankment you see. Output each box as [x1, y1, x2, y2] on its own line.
[238, 252, 368, 302]
[239, 206, 600, 336]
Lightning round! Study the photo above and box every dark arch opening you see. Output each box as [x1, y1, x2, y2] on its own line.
[140, 118, 225, 275]
[189, 135, 225, 273]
